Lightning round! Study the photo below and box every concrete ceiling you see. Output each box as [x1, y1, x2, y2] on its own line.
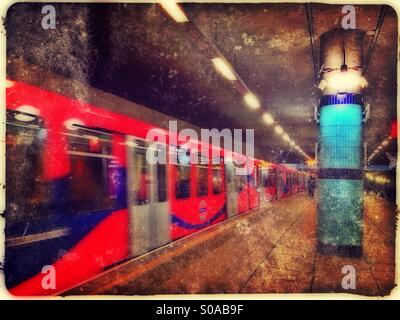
[6, 3, 398, 164]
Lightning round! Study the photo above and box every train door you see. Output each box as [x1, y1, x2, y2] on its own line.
[126, 137, 170, 256]
[277, 168, 288, 198]
[294, 172, 299, 193]
[224, 160, 238, 217]
[256, 165, 262, 205]
[259, 167, 266, 205]
[264, 167, 277, 202]
[248, 164, 261, 209]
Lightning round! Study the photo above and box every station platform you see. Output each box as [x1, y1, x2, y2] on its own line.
[65, 194, 396, 296]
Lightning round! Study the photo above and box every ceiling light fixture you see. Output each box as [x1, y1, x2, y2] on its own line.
[274, 125, 283, 135]
[211, 58, 237, 81]
[326, 70, 368, 92]
[282, 133, 290, 142]
[262, 113, 274, 125]
[244, 92, 261, 109]
[160, 0, 189, 23]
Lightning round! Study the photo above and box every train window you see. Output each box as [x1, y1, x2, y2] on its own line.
[293, 173, 299, 185]
[212, 164, 223, 194]
[198, 150, 209, 165]
[248, 172, 255, 187]
[129, 140, 152, 205]
[67, 130, 112, 155]
[196, 164, 208, 196]
[6, 111, 50, 222]
[282, 171, 287, 184]
[235, 175, 247, 192]
[255, 165, 260, 188]
[265, 169, 276, 187]
[150, 142, 168, 203]
[249, 165, 260, 188]
[234, 161, 247, 192]
[261, 169, 267, 187]
[175, 147, 191, 199]
[277, 170, 283, 188]
[157, 163, 167, 202]
[66, 128, 116, 212]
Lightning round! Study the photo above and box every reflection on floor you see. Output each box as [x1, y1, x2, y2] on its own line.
[66, 194, 396, 296]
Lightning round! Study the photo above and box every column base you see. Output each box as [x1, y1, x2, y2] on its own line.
[317, 241, 363, 258]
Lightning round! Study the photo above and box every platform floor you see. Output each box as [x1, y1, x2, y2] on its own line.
[66, 193, 396, 296]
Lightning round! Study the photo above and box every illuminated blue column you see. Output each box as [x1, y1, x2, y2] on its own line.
[317, 95, 364, 256]
[317, 30, 367, 257]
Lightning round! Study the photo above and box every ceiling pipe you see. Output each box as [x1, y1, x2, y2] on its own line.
[364, 5, 388, 73]
[305, 3, 319, 86]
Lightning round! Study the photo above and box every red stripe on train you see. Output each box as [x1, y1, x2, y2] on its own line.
[8, 209, 129, 296]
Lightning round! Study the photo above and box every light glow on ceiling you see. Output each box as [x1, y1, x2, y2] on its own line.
[325, 70, 368, 92]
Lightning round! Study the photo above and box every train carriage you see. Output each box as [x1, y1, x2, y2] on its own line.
[260, 164, 278, 202]
[169, 143, 227, 240]
[5, 78, 309, 296]
[248, 161, 261, 210]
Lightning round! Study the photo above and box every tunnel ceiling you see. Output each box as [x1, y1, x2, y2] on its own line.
[6, 3, 398, 164]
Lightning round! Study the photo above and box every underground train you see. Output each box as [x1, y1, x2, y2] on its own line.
[5, 78, 309, 296]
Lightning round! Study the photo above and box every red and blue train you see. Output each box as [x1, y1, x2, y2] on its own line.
[5, 76, 308, 296]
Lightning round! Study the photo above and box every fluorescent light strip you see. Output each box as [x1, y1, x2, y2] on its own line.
[212, 58, 237, 81]
[262, 113, 274, 125]
[158, 1, 313, 162]
[274, 125, 283, 135]
[160, 0, 189, 23]
[244, 92, 261, 109]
